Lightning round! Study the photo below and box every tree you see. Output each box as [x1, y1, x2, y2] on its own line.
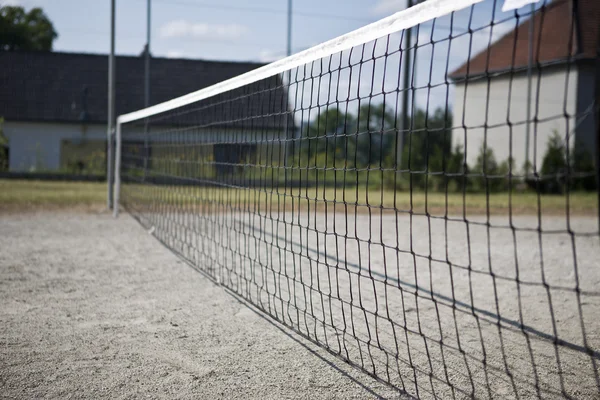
[299, 105, 464, 190]
[302, 107, 356, 166]
[540, 131, 567, 177]
[538, 131, 568, 193]
[473, 145, 513, 192]
[0, 6, 57, 51]
[400, 109, 452, 168]
[571, 146, 596, 191]
[354, 103, 396, 168]
[536, 130, 597, 192]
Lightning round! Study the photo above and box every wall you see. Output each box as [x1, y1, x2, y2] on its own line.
[4, 121, 107, 171]
[5, 120, 289, 173]
[119, 124, 288, 177]
[451, 65, 579, 172]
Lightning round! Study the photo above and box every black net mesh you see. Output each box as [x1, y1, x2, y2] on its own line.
[117, 0, 600, 397]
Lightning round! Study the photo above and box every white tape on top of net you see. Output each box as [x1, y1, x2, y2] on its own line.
[502, 0, 541, 12]
[117, 0, 484, 125]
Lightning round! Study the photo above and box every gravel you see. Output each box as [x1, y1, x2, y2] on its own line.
[1, 210, 598, 399]
[0, 212, 405, 399]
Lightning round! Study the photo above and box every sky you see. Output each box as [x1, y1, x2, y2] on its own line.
[3, 0, 404, 61]
[2, 0, 536, 63]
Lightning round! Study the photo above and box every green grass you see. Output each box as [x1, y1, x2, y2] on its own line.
[123, 183, 598, 216]
[0, 180, 107, 210]
[1, 179, 597, 216]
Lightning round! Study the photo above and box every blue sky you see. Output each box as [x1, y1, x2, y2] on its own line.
[2, 0, 533, 63]
[3, 0, 411, 61]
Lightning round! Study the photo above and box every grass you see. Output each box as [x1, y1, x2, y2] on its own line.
[125, 182, 598, 216]
[1, 179, 598, 216]
[0, 180, 107, 212]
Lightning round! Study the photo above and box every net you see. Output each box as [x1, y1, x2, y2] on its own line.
[114, 0, 600, 397]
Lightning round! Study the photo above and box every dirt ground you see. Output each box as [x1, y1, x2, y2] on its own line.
[0, 211, 405, 399]
[120, 196, 600, 399]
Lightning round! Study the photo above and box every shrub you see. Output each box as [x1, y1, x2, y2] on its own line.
[535, 131, 568, 193]
[571, 147, 597, 191]
[472, 145, 511, 192]
[526, 130, 597, 193]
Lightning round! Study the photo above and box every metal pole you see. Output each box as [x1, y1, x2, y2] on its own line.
[107, 0, 116, 209]
[143, 0, 151, 182]
[286, 0, 292, 56]
[113, 122, 122, 218]
[398, 0, 413, 172]
[145, 0, 151, 107]
[525, 4, 534, 175]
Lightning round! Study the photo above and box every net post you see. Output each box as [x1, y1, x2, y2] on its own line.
[113, 122, 121, 218]
[107, 125, 114, 210]
[107, 0, 116, 210]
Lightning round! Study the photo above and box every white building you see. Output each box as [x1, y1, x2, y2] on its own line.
[0, 51, 275, 173]
[449, 0, 598, 172]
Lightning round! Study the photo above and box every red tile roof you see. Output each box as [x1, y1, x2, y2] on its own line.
[449, 0, 599, 79]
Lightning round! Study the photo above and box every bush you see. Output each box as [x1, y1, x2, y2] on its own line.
[541, 131, 567, 173]
[298, 108, 600, 194]
[472, 145, 512, 192]
[571, 147, 597, 191]
[526, 130, 597, 193]
[537, 132, 568, 193]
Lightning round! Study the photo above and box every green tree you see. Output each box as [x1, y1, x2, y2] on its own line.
[540, 131, 567, 177]
[0, 6, 57, 51]
[398, 107, 456, 190]
[539, 131, 568, 193]
[354, 103, 396, 168]
[443, 144, 467, 191]
[473, 145, 513, 192]
[536, 131, 597, 192]
[302, 107, 356, 166]
[300, 105, 464, 191]
[571, 147, 596, 191]
[401, 108, 452, 171]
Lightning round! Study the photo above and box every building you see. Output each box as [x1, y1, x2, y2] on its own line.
[0, 51, 281, 173]
[449, 0, 599, 172]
